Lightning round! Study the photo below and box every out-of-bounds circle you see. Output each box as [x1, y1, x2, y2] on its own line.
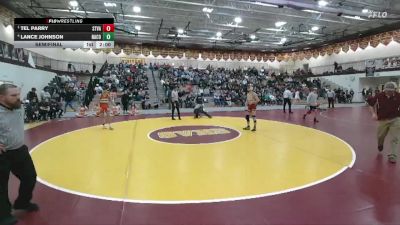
[31, 117, 355, 204]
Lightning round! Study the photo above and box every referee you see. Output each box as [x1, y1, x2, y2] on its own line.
[283, 87, 293, 113]
[0, 84, 38, 225]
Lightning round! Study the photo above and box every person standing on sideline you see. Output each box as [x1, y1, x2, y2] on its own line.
[294, 89, 300, 103]
[367, 82, 400, 163]
[92, 61, 96, 74]
[0, 84, 39, 225]
[283, 87, 293, 113]
[327, 89, 335, 108]
[171, 86, 181, 120]
[121, 90, 130, 115]
[98, 90, 114, 130]
[64, 87, 76, 112]
[303, 88, 320, 123]
[243, 84, 260, 131]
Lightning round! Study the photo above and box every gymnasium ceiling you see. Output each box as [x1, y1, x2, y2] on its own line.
[2, 0, 400, 52]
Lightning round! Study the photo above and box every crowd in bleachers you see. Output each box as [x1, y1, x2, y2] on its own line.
[22, 59, 390, 123]
[158, 65, 325, 108]
[23, 62, 152, 122]
[23, 74, 87, 122]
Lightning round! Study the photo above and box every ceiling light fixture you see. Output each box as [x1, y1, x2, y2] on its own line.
[266, 28, 284, 32]
[104, 2, 117, 7]
[275, 21, 287, 27]
[250, 34, 256, 40]
[300, 31, 322, 35]
[133, 6, 141, 13]
[253, 2, 278, 7]
[234, 17, 242, 23]
[177, 28, 184, 34]
[69, 0, 79, 7]
[342, 15, 367, 20]
[202, 7, 213, 13]
[318, 0, 329, 7]
[311, 26, 319, 31]
[216, 31, 222, 37]
[135, 25, 141, 31]
[280, 37, 287, 43]
[302, 9, 321, 14]
[362, 9, 369, 14]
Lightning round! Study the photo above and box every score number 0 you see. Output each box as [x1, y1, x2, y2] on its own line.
[102, 24, 114, 32]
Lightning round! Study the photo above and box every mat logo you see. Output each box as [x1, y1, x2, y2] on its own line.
[148, 125, 240, 144]
[368, 10, 388, 18]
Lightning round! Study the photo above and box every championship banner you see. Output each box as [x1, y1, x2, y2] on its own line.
[262, 53, 268, 62]
[312, 50, 319, 59]
[151, 47, 160, 57]
[132, 46, 141, 54]
[359, 37, 370, 49]
[177, 51, 184, 59]
[291, 52, 298, 61]
[366, 59, 376, 77]
[319, 48, 326, 56]
[215, 51, 222, 60]
[185, 50, 192, 59]
[333, 44, 341, 54]
[298, 52, 305, 60]
[250, 53, 256, 61]
[230, 52, 238, 60]
[326, 47, 333, 56]
[223, 52, 230, 60]
[283, 53, 290, 62]
[242, 52, 249, 60]
[370, 34, 380, 48]
[160, 50, 168, 58]
[304, 51, 312, 60]
[276, 53, 283, 62]
[123, 48, 132, 55]
[142, 47, 150, 56]
[201, 51, 208, 59]
[380, 31, 393, 46]
[210, 51, 217, 60]
[268, 54, 275, 62]
[342, 42, 350, 53]
[193, 50, 200, 59]
[256, 53, 263, 61]
[350, 41, 359, 52]
[392, 30, 400, 43]
[113, 45, 121, 54]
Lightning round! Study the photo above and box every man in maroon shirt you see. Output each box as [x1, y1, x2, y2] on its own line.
[368, 82, 400, 163]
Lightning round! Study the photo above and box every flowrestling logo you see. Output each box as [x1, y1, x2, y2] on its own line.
[368, 10, 388, 19]
[148, 125, 240, 144]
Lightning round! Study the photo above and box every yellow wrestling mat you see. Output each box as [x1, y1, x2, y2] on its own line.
[31, 117, 355, 203]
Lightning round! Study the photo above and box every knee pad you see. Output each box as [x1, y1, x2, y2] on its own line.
[252, 115, 256, 122]
[245, 115, 250, 122]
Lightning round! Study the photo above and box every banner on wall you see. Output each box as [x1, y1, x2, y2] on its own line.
[366, 59, 376, 77]
[28, 52, 36, 68]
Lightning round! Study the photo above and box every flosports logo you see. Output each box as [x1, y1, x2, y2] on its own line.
[148, 125, 240, 144]
[368, 10, 388, 19]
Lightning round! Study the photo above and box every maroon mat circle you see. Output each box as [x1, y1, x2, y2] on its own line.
[148, 125, 240, 144]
